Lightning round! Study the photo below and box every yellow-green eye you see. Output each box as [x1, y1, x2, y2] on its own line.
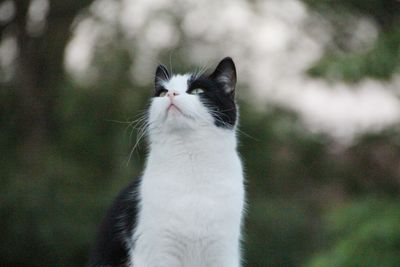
[190, 88, 204, 95]
[159, 91, 167, 97]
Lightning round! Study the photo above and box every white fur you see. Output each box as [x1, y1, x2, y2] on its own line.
[130, 74, 245, 267]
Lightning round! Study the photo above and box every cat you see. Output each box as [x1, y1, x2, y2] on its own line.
[87, 57, 245, 267]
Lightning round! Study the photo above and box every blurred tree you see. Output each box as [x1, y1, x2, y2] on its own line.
[0, 1, 98, 266]
[1, 0, 94, 163]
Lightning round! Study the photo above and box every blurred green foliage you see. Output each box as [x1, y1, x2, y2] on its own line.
[1, 0, 400, 267]
[308, 28, 400, 82]
[306, 198, 400, 267]
[305, 0, 400, 82]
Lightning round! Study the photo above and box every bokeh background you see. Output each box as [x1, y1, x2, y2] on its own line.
[1, 0, 400, 266]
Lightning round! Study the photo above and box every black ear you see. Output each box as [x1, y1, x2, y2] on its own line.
[155, 64, 170, 85]
[210, 57, 237, 96]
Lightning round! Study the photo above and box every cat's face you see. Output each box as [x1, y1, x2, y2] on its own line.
[148, 57, 237, 134]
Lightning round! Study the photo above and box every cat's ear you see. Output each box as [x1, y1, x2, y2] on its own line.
[210, 57, 237, 96]
[155, 64, 170, 85]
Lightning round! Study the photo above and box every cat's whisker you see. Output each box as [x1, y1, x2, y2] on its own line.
[207, 108, 258, 141]
[105, 119, 135, 124]
[127, 116, 149, 147]
[126, 120, 152, 166]
[106, 112, 150, 148]
[197, 63, 211, 78]
[192, 66, 200, 80]
[117, 110, 151, 164]
[168, 52, 174, 75]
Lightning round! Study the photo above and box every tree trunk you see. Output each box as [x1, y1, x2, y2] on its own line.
[9, 0, 94, 167]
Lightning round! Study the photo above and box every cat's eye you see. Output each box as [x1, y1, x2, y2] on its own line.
[190, 88, 205, 95]
[159, 90, 167, 97]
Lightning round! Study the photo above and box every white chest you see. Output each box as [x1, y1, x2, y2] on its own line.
[130, 139, 245, 267]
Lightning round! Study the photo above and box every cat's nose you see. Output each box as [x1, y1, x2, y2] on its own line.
[167, 90, 180, 99]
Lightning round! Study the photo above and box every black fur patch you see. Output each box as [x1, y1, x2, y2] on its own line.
[188, 75, 237, 128]
[189, 57, 237, 128]
[86, 178, 141, 267]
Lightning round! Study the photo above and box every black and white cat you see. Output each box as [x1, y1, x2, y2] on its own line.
[87, 57, 245, 267]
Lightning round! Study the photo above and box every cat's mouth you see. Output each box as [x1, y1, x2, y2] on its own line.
[165, 103, 194, 121]
[167, 103, 182, 113]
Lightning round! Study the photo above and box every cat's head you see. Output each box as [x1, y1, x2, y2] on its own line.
[148, 57, 237, 136]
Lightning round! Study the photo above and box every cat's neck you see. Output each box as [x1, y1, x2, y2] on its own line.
[145, 127, 238, 170]
[143, 127, 242, 187]
[150, 127, 236, 153]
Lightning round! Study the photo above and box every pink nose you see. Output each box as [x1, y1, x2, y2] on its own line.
[167, 91, 179, 99]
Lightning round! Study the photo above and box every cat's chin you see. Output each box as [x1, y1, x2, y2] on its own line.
[164, 113, 190, 128]
[161, 111, 201, 132]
